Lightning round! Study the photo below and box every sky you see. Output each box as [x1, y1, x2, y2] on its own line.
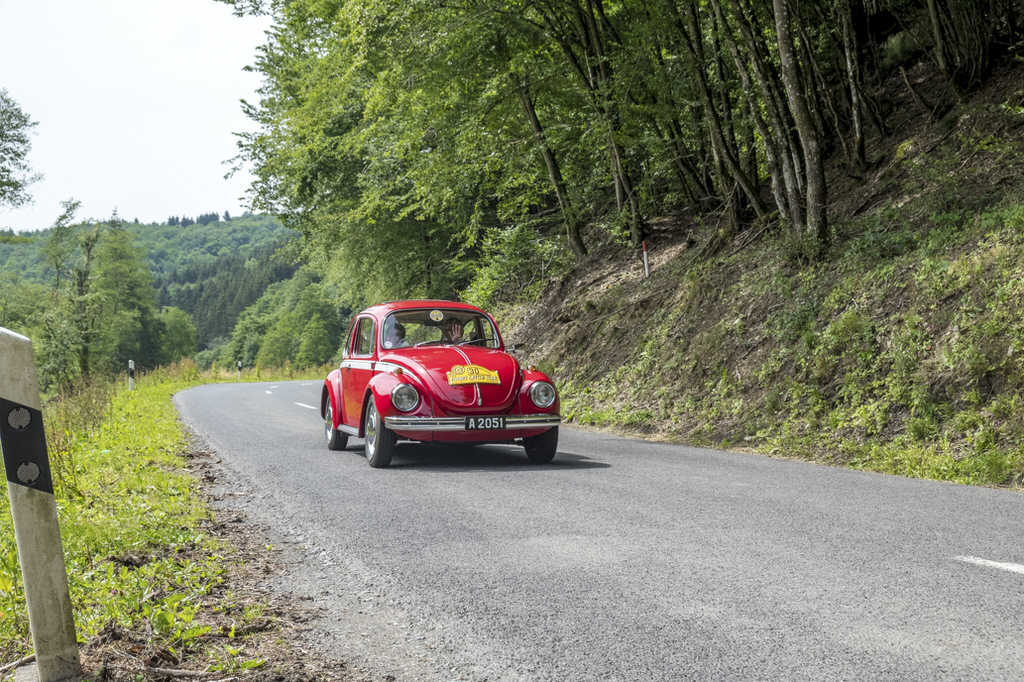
[0, 0, 273, 231]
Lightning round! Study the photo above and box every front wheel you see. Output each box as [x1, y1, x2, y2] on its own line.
[325, 400, 348, 451]
[363, 400, 396, 468]
[523, 426, 558, 464]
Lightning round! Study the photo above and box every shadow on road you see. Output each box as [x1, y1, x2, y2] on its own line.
[335, 441, 608, 471]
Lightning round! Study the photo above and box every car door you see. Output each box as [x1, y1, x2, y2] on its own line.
[340, 316, 377, 429]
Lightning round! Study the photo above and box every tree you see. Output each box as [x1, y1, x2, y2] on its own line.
[296, 314, 333, 366]
[255, 317, 297, 367]
[927, 0, 1008, 96]
[93, 220, 162, 370]
[0, 89, 42, 208]
[43, 199, 81, 293]
[0, 271, 45, 331]
[773, 0, 829, 257]
[71, 225, 103, 375]
[38, 200, 90, 389]
[157, 306, 197, 364]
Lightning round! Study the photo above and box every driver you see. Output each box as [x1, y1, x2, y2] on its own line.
[442, 318, 464, 344]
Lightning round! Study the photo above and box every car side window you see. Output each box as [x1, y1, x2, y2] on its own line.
[353, 318, 375, 356]
[468, 315, 497, 348]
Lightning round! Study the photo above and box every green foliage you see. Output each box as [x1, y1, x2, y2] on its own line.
[463, 222, 570, 308]
[158, 306, 198, 364]
[223, 266, 346, 369]
[143, 214, 298, 346]
[92, 223, 162, 370]
[295, 314, 334, 367]
[0, 213, 297, 358]
[0, 89, 41, 209]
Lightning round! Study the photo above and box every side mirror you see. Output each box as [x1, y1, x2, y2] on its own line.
[507, 342, 525, 352]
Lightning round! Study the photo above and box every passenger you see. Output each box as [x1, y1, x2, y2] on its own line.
[384, 321, 409, 348]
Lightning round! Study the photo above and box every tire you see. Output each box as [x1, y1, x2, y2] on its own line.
[325, 400, 348, 451]
[363, 400, 396, 468]
[523, 426, 558, 464]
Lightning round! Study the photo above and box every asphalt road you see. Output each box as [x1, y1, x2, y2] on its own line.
[174, 381, 1024, 681]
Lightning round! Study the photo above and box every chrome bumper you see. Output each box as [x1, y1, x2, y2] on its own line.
[384, 414, 561, 432]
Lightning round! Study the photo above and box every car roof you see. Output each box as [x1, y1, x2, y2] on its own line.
[360, 299, 488, 319]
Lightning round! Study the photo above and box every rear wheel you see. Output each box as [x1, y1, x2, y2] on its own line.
[364, 400, 396, 468]
[325, 400, 348, 451]
[523, 426, 558, 464]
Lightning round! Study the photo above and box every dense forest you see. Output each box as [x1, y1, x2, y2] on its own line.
[0, 211, 298, 389]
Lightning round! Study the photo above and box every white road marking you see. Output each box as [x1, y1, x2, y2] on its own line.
[295, 403, 317, 410]
[265, 390, 273, 395]
[956, 556, 1024, 575]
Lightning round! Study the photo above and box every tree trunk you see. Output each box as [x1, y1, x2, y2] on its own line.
[840, 0, 867, 170]
[536, 0, 645, 246]
[513, 77, 588, 259]
[773, 0, 829, 256]
[670, 0, 767, 221]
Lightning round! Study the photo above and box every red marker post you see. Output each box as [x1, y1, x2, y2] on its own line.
[0, 329, 81, 682]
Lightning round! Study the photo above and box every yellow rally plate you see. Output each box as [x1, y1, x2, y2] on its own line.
[447, 364, 501, 385]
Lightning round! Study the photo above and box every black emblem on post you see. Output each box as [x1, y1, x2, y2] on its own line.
[8, 407, 30, 430]
[0, 398, 54, 495]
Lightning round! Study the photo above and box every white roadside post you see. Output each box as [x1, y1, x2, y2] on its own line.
[642, 240, 650, 278]
[237, 360, 242, 381]
[0, 329, 81, 682]
[128, 359, 135, 391]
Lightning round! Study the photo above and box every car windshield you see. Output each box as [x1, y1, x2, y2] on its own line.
[381, 309, 499, 350]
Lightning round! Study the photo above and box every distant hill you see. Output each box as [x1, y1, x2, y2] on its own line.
[131, 214, 299, 347]
[0, 213, 298, 348]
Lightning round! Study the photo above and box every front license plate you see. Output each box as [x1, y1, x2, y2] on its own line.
[465, 416, 506, 430]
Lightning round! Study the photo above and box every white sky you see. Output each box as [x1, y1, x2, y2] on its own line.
[0, 0, 273, 231]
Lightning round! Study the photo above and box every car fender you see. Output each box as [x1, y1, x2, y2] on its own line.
[322, 369, 343, 423]
[362, 371, 404, 437]
[363, 369, 436, 436]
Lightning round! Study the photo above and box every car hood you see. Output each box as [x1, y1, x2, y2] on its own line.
[381, 346, 520, 413]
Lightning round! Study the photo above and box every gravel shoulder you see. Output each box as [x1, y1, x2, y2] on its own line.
[73, 441, 390, 682]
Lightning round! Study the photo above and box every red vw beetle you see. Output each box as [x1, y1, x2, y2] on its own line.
[321, 300, 561, 467]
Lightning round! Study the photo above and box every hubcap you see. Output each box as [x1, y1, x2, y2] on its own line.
[365, 405, 378, 458]
[324, 403, 333, 443]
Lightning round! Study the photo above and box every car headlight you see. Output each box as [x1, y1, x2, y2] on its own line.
[391, 383, 420, 412]
[529, 381, 557, 409]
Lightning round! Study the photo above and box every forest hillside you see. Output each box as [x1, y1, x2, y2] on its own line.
[213, 0, 1024, 487]
[501, 55, 1024, 487]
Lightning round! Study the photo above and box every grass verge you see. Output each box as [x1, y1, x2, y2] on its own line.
[0, 360, 340, 681]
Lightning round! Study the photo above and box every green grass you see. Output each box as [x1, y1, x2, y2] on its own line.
[0, 359, 318, 671]
[0, 368, 209, 661]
